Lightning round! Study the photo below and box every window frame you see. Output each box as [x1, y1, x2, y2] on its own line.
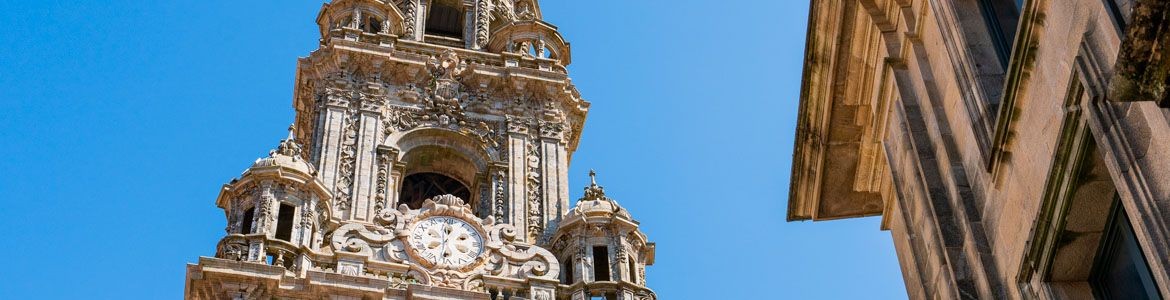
[1089, 200, 1163, 299]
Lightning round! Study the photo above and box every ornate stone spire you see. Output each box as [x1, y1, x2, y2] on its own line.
[271, 125, 303, 159]
[580, 169, 611, 202]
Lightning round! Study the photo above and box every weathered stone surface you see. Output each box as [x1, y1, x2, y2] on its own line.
[791, 0, 1170, 298]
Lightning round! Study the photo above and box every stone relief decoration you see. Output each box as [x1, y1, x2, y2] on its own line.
[395, 0, 417, 39]
[525, 142, 544, 242]
[258, 188, 275, 233]
[374, 150, 391, 213]
[326, 194, 559, 291]
[377, 50, 513, 162]
[490, 0, 515, 23]
[474, 0, 491, 49]
[335, 111, 359, 213]
[492, 169, 508, 222]
[427, 50, 472, 114]
[514, 0, 536, 21]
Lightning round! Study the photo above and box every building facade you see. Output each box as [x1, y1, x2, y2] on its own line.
[184, 1, 656, 299]
[790, 0, 1170, 299]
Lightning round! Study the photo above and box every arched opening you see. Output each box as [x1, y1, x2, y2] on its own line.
[399, 172, 470, 209]
[275, 203, 295, 242]
[391, 129, 492, 213]
[362, 14, 383, 34]
[425, 0, 464, 38]
[240, 207, 255, 234]
[592, 246, 611, 281]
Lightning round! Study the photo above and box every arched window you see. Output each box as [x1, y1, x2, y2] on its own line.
[399, 172, 470, 209]
[241, 207, 255, 234]
[562, 257, 574, 284]
[628, 258, 637, 284]
[592, 246, 611, 281]
[425, 0, 463, 38]
[275, 204, 295, 242]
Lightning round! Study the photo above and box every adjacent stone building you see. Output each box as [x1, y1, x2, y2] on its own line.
[184, 1, 656, 299]
[789, 0, 1170, 299]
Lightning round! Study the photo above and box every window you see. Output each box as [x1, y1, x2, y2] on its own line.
[978, 0, 1021, 67]
[628, 258, 638, 284]
[275, 204, 295, 241]
[593, 246, 610, 281]
[425, 0, 463, 38]
[399, 172, 471, 209]
[1090, 203, 1162, 299]
[241, 207, 255, 234]
[563, 257, 574, 284]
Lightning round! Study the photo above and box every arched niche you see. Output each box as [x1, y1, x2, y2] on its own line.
[388, 128, 493, 214]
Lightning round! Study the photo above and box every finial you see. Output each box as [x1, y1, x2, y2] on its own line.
[273, 124, 303, 158]
[580, 169, 609, 201]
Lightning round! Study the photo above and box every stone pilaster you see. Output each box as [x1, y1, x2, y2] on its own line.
[350, 110, 381, 222]
[315, 98, 349, 196]
[539, 133, 569, 235]
[507, 134, 528, 236]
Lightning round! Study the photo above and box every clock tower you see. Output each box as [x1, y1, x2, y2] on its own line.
[183, 1, 657, 300]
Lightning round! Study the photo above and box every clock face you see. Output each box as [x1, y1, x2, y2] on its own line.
[408, 216, 484, 269]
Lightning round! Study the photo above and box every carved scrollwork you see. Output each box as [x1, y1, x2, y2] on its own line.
[483, 222, 559, 280]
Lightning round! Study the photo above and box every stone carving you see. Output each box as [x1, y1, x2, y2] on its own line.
[219, 240, 249, 262]
[274, 126, 304, 158]
[507, 115, 534, 135]
[335, 111, 358, 212]
[396, 0, 417, 39]
[474, 0, 491, 49]
[491, 0, 514, 23]
[374, 152, 389, 213]
[427, 50, 472, 98]
[328, 194, 559, 290]
[525, 142, 543, 242]
[492, 169, 508, 222]
[514, 0, 536, 21]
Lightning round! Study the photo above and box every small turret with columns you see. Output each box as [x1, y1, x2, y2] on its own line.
[551, 171, 657, 300]
[212, 126, 332, 276]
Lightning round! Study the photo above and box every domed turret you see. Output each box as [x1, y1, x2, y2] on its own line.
[550, 171, 656, 300]
[212, 126, 332, 276]
[247, 126, 315, 175]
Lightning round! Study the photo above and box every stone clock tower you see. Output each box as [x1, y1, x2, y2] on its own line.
[183, 1, 656, 300]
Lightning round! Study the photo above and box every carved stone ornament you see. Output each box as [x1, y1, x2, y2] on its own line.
[328, 194, 559, 290]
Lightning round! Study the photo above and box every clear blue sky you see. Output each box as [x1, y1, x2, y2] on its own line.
[0, 1, 906, 299]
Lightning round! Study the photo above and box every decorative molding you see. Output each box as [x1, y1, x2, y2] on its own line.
[987, 0, 1045, 181]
